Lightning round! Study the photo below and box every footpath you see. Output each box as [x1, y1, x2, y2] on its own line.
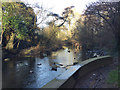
[74, 57, 118, 88]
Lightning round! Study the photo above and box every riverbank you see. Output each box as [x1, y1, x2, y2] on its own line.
[18, 44, 63, 57]
[2, 39, 77, 60]
[2, 43, 64, 60]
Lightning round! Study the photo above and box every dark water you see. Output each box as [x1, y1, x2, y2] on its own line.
[2, 48, 81, 88]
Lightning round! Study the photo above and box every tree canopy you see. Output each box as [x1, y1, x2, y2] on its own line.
[2, 2, 37, 49]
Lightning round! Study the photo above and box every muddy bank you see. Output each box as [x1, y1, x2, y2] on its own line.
[2, 44, 63, 60]
[19, 44, 63, 56]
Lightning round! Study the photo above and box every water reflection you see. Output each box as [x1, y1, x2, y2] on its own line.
[2, 48, 81, 88]
[51, 48, 79, 66]
[2, 57, 35, 88]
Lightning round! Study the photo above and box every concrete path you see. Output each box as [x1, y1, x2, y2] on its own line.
[74, 63, 118, 88]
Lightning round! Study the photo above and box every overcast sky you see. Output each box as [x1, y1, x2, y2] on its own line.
[21, 0, 98, 14]
[20, 0, 100, 28]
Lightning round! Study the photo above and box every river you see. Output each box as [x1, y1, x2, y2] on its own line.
[2, 47, 82, 88]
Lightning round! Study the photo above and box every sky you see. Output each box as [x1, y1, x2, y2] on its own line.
[20, 0, 98, 28]
[21, 0, 98, 15]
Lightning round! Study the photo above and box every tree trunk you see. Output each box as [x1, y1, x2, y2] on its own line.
[0, 30, 3, 45]
[17, 40, 20, 49]
[6, 32, 15, 50]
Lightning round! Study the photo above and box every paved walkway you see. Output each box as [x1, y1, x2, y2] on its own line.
[74, 59, 118, 88]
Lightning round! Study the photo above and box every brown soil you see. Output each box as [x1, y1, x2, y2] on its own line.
[74, 57, 118, 88]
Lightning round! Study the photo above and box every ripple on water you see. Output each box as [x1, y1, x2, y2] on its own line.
[3, 48, 82, 88]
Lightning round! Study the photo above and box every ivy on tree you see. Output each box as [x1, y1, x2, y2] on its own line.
[2, 2, 37, 49]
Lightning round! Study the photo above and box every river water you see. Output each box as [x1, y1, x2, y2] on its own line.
[2, 48, 82, 88]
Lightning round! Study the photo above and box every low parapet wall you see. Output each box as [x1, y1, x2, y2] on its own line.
[42, 56, 113, 89]
[58, 56, 113, 88]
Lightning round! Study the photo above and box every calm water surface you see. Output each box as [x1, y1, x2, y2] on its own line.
[2, 48, 81, 88]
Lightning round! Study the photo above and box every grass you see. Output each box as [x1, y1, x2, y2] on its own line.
[107, 69, 119, 87]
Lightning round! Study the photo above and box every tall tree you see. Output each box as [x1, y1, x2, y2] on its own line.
[84, 1, 120, 52]
[2, 2, 37, 49]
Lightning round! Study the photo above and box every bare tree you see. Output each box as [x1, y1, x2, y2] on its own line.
[84, 1, 120, 52]
[48, 6, 75, 27]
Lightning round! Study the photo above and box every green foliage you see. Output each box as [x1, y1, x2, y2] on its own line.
[107, 70, 119, 85]
[2, 2, 36, 40]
